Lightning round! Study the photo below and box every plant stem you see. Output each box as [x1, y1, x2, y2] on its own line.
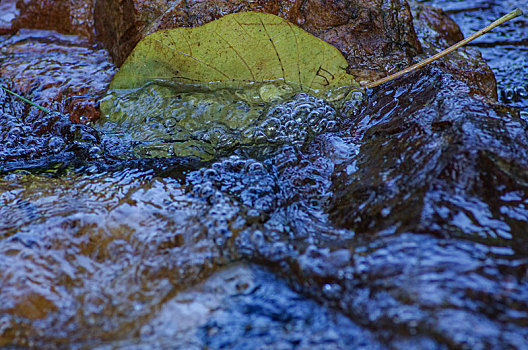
[366, 8, 524, 89]
[0, 85, 50, 114]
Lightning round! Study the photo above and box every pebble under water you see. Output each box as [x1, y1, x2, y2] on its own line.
[2, 2, 528, 349]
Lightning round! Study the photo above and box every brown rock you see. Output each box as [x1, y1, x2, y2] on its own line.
[412, 4, 497, 98]
[0, 0, 18, 35]
[14, 0, 95, 39]
[298, 0, 422, 84]
[414, 5, 464, 47]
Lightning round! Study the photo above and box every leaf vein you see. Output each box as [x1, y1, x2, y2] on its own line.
[259, 17, 286, 82]
[152, 38, 231, 80]
[213, 31, 256, 80]
[286, 21, 302, 90]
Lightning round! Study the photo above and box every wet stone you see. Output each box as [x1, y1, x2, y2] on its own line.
[0, 88, 102, 171]
[330, 66, 528, 240]
[14, 0, 95, 40]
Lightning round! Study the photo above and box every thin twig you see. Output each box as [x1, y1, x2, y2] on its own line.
[1, 85, 50, 114]
[366, 8, 524, 89]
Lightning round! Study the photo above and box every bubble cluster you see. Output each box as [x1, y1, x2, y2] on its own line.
[99, 84, 354, 161]
[0, 109, 101, 165]
[188, 155, 276, 212]
[502, 85, 528, 102]
[250, 93, 340, 146]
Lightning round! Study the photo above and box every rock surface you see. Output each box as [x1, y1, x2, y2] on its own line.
[14, 0, 95, 39]
[412, 4, 497, 98]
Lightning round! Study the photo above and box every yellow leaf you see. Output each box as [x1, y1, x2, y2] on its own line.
[110, 12, 360, 98]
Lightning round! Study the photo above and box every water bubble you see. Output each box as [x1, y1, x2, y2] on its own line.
[89, 145, 102, 158]
[163, 116, 179, 129]
[203, 168, 218, 178]
[222, 157, 235, 169]
[515, 86, 528, 99]
[322, 283, 343, 298]
[306, 110, 321, 125]
[326, 120, 337, 130]
[79, 115, 90, 125]
[234, 159, 247, 170]
[503, 88, 515, 101]
[212, 162, 225, 172]
[246, 161, 265, 174]
[284, 120, 296, 132]
[260, 117, 281, 138]
[47, 136, 64, 153]
[241, 128, 255, 140]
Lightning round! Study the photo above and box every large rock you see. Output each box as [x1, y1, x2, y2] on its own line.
[330, 65, 528, 241]
[234, 66, 528, 348]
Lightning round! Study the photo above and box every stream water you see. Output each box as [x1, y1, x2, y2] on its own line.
[418, 0, 528, 114]
[1, 1, 528, 349]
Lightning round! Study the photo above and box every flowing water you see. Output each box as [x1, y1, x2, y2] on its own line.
[418, 0, 528, 114]
[1, 1, 528, 349]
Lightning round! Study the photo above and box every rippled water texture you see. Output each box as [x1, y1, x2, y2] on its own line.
[419, 0, 528, 114]
[1, 1, 528, 349]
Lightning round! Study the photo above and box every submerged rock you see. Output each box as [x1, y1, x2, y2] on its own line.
[0, 29, 115, 123]
[231, 67, 528, 348]
[330, 66, 528, 239]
